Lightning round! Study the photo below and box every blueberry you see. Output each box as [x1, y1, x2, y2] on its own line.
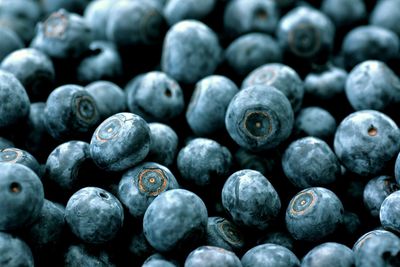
[0, 136, 13, 149]
[184, 246, 242, 267]
[342, 26, 399, 69]
[333, 110, 400, 177]
[65, 187, 124, 244]
[285, 187, 343, 241]
[363, 175, 399, 217]
[282, 137, 341, 188]
[143, 189, 208, 252]
[301, 242, 355, 267]
[234, 148, 280, 177]
[85, 81, 126, 120]
[0, 232, 34, 267]
[106, 1, 166, 47]
[44, 84, 100, 141]
[31, 9, 92, 59]
[294, 107, 337, 140]
[83, 0, 114, 40]
[186, 75, 239, 136]
[224, 0, 279, 38]
[142, 254, 177, 267]
[161, 20, 222, 84]
[345, 60, 400, 112]
[257, 231, 294, 251]
[127, 227, 154, 263]
[0, 70, 30, 131]
[89, 112, 151, 172]
[241, 243, 300, 267]
[0, 147, 41, 176]
[304, 66, 347, 101]
[0, 48, 55, 102]
[24, 199, 65, 251]
[146, 123, 179, 167]
[164, 0, 216, 26]
[64, 244, 116, 267]
[41, 0, 92, 16]
[125, 71, 184, 122]
[222, 169, 281, 230]
[44, 141, 92, 193]
[118, 162, 179, 219]
[225, 33, 282, 77]
[353, 230, 400, 267]
[177, 138, 232, 187]
[76, 41, 122, 84]
[276, 6, 335, 63]
[206, 217, 245, 253]
[321, 0, 366, 29]
[395, 152, 400, 183]
[370, 0, 400, 37]
[0, 163, 44, 231]
[380, 191, 400, 233]
[0, 27, 23, 61]
[242, 63, 304, 113]
[225, 85, 294, 151]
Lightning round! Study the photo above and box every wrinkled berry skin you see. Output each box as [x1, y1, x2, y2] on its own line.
[0, 27, 23, 62]
[304, 66, 347, 101]
[85, 81, 126, 121]
[161, 20, 222, 84]
[242, 63, 304, 113]
[0, 48, 55, 102]
[0, 163, 44, 231]
[222, 169, 281, 230]
[285, 187, 343, 241]
[334, 110, 400, 177]
[106, 0, 166, 47]
[225, 33, 282, 77]
[345, 60, 400, 112]
[380, 191, 400, 233]
[206, 217, 245, 253]
[64, 244, 116, 267]
[301, 242, 355, 267]
[77, 41, 122, 84]
[45, 141, 92, 192]
[146, 123, 179, 167]
[184, 246, 242, 267]
[282, 137, 341, 188]
[0, 70, 30, 131]
[126, 71, 184, 122]
[363, 175, 399, 217]
[342, 26, 399, 69]
[294, 107, 337, 140]
[118, 162, 179, 219]
[186, 75, 238, 136]
[224, 0, 279, 38]
[353, 230, 400, 267]
[225, 85, 294, 152]
[65, 187, 124, 244]
[44, 84, 100, 141]
[164, 0, 215, 26]
[0, 147, 40, 176]
[241, 244, 300, 267]
[277, 6, 335, 63]
[0, 232, 34, 267]
[31, 9, 92, 59]
[25, 199, 65, 251]
[177, 138, 232, 187]
[89, 112, 151, 172]
[143, 189, 208, 253]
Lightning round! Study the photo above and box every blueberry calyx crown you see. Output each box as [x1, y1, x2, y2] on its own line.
[288, 23, 321, 57]
[290, 191, 316, 215]
[0, 148, 21, 163]
[138, 167, 168, 196]
[96, 117, 122, 142]
[242, 110, 272, 138]
[217, 219, 243, 245]
[43, 10, 68, 39]
[74, 95, 97, 123]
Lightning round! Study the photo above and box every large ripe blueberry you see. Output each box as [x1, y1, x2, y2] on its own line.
[184, 246, 242, 267]
[380, 191, 400, 233]
[301, 242, 355, 267]
[241, 243, 300, 267]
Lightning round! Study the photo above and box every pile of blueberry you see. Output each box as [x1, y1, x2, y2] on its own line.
[2, 0, 400, 266]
